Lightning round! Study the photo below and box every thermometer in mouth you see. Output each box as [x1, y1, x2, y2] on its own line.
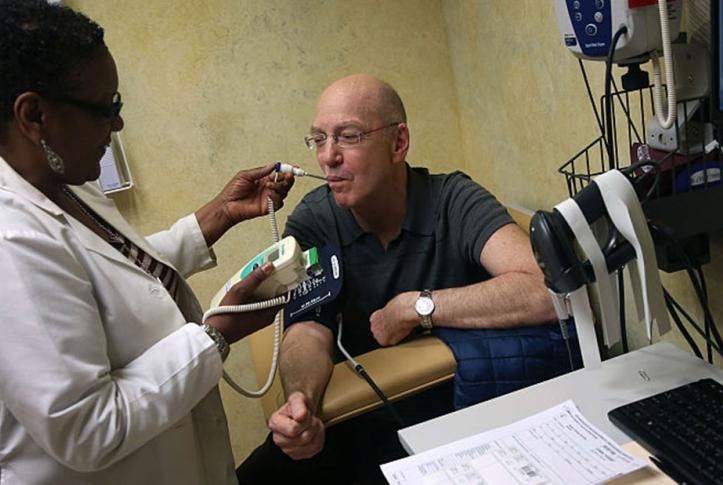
[274, 162, 327, 181]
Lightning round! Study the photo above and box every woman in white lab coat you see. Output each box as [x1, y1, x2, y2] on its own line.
[0, 1, 293, 484]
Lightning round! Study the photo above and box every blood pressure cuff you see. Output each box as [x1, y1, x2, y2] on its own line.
[283, 244, 343, 328]
[434, 323, 582, 410]
[284, 298, 338, 330]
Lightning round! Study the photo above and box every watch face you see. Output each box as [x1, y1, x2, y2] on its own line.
[415, 297, 434, 316]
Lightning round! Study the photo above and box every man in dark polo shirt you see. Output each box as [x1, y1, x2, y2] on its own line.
[237, 74, 575, 484]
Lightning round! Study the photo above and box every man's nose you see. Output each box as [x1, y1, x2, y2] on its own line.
[317, 140, 341, 167]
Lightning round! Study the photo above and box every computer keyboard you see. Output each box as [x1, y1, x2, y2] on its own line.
[608, 378, 723, 485]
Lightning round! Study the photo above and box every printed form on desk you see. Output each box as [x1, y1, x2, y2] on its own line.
[381, 400, 646, 485]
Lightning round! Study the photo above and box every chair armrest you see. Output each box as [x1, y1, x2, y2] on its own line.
[247, 325, 456, 427]
[320, 335, 456, 426]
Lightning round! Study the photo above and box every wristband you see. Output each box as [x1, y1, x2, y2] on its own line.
[202, 323, 230, 362]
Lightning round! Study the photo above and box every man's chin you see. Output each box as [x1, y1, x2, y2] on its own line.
[332, 192, 353, 209]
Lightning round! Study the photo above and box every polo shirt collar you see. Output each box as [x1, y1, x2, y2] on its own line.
[331, 163, 436, 246]
[402, 164, 436, 236]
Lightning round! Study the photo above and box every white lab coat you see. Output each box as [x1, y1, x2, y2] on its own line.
[0, 156, 238, 485]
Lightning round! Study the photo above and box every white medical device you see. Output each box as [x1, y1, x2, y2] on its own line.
[555, 0, 683, 129]
[204, 164, 326, 398]
[555, 0, 681, 63]
[210, 237, 320, 305]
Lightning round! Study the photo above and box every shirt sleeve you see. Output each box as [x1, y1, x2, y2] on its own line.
[146, 214, 217, 278]
[441, 172, 514, 266]
[0, 230, 223, 472]
[282, 199, 328, 250]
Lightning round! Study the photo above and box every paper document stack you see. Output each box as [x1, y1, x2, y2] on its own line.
[381, 400, 646, 485]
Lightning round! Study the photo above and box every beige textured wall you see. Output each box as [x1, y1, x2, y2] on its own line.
[68, 0, 462, 464]
[442, 1, 723, 358]
[442, 1, 605, 209]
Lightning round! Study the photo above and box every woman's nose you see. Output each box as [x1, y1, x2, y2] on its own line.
[111, 114, 124, 132]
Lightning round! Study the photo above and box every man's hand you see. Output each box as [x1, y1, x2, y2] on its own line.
[370, 291, 418, 346]
[268, 392, 325, 460]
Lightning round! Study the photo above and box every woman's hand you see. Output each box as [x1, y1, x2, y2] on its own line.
[206, 263, 284, 344]
[219, 164, 294, 224]
[196, 164, 295, 247]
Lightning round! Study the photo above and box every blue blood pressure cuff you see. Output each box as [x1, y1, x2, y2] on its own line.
[283, 244, 343, 328]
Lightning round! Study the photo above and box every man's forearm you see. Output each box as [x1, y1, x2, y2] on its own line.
[279, 322, 334, 413]
[433, 272, 556, 329]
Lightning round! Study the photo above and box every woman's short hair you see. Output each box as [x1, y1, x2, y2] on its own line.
[0, 0, 105, 136]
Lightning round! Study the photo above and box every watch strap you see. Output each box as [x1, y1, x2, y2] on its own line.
[202, 323, 230, 362]
[420, 313, 433, 330]
[418, 289, 434, 330]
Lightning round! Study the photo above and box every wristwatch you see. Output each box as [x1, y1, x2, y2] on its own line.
[202, 323, 230, 362]
[415, 289, 435, 330]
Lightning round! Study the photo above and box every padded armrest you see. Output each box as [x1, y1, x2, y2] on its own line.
[247, 325, 456, 427]
[319, 335, 456, 426]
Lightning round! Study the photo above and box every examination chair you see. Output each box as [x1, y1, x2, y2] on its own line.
[247, 206, 533, 426]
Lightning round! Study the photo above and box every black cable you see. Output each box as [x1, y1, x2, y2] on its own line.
[649, 224, 723, 356]
[605, 26, 629, 170]
[697, 266, 713, 363]
[618, 270, 629, 353]
[609, 75, 645, 145]
[354, 365, 405, 428]
[663, 289, 704, 359]
[602, 27, 630, 353]
[652, 226, 723, 351]
[558, 318, 576, 372]
[664, 288, 723, 358]
[665, 289, 719, 353]
[578, 58, 607, 138]
[328, 202, 405, 429]
[665, 233, 723, 348]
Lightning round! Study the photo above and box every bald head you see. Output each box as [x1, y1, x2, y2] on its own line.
[316, 74, 406, 126]
[310, 74, 411, 212]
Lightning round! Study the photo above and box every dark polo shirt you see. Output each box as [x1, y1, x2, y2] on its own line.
[283, 164, 513, 357]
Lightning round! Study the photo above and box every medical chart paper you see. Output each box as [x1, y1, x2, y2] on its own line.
[381, 400, 646, 485]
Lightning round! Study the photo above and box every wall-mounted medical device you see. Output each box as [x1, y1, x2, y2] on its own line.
[557, 0, 684, 135]
[555, 0, 682, 63]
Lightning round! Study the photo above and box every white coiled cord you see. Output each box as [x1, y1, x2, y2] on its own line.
[203, 191, 286, 397]
[268, 192, 281, 243]
[650, 0, 676, 129]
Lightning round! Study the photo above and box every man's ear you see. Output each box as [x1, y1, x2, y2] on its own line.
[391, 122, 410, 164]
[13, 92, 46, 145]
